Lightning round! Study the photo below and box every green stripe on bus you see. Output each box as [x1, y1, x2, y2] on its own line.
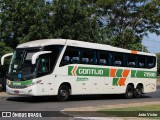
[113, 78, 119, 86]
[68, 66, 109, 76]
[68, 66, 157, 78]
[131, 70, 157, 78]
[131, 70, 136, 77]
[76, 67, 109, 76]
[68, 66, 74, 75]
[10, 80, 32, 86]
[116, 69, 123, 77]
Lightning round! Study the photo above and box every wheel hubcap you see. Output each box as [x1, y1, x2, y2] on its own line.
[128, 91, 132, 96]
[128, 88, 133, 96]
[137, 89, 141, 95]
[60, 90, 67, 97]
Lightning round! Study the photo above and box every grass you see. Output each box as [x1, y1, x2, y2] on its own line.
[99, 105, 160, 111]
[98, 105, 160, 118]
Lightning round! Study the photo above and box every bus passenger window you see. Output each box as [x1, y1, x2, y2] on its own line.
[114, 60, 122, 66]
[38, 55, 50, 74]
[100, 59, 106, 65]
[113, 54, 123, 66]
[127, 55, 136, 67]
[82, 58, 89, 64]
[139, 63, 144, 67]
[138, 56, 145, 68]
[147, 57, 155, 68]
[62, 56, 70, 65]
[71, 57, 79, 64]
[90, 58, 97, 64]
[80, 48, 94, 65]
[60, 47, 79, 66]
[98, 51, 108, 65]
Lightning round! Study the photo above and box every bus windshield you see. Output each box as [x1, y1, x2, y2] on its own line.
[8, 48, 41, 80]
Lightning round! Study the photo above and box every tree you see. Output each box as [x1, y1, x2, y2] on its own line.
[50, 0, 101, 43]
[95, 0, 160, 50]
[0, 0, 50, 48]
[0, 42, 12, 75]
[0, 0, 160, 52]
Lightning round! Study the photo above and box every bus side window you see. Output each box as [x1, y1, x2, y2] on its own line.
[138, 56, 146, 68]
[82, 58, 89, 64]
[127, 55, 136, 67]
[98, 51, 108, 65]
[147, 57, 156, 68]
[113, 53, 123, 67]
[38, 54, 50, 75]
[71, 57, 80, 64]
[90, 51, 97, 65]
[62, 56, 70, 65]
[80, 48, 94, 65]
[60, 46, 79, 66]
[43, 45, 63, 72]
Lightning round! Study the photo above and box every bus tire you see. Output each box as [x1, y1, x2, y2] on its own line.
[124, 85, 134, 99]
[57, 84, 70, 102]
[133, 85, 142, 98]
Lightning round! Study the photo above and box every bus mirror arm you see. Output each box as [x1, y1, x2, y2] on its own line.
[31, 51, 52, 64]
[1, 53, 13, 65]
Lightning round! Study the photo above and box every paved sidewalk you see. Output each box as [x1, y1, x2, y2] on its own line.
[0, 92, 8, 97]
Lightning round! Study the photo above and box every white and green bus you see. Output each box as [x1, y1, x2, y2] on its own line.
[1, 39, 157, 101]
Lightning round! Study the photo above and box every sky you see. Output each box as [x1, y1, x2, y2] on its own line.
[142, 33, 160, 53]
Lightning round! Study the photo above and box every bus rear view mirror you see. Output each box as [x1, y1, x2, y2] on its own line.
[31, 51, 52, 64]
[1, 53, 13, 65]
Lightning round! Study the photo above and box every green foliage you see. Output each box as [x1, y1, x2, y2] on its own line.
[50, 0, 100, 43]
[0, 42, 12, 74]
[0, 0, 160, 75]
[95, 0, 160, 50]
[0, 0, 49, 48]
[0, 0, 160, 51]
[0, 42, 12, 55]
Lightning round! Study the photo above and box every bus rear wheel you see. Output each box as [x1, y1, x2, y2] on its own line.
[57, 85, 70, 102]
[134, 85, 142, 98]
[124, 85, 134, 99]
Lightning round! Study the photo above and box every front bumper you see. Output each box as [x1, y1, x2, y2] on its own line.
[6, 85, 35, 96]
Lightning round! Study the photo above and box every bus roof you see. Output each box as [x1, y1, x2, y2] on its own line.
[17, 39, 156, 56]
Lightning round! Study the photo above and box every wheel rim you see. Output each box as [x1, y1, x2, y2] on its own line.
[136, 88, 141, 96]
[128, 91, 132, 96]
[127, 87, 133, 97]
[60, 89, 68, 98]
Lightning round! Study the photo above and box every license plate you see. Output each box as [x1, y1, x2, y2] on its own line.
[14, 90, 19, 94]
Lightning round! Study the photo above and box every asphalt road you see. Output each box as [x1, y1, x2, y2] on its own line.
[0, 85, 160, 120]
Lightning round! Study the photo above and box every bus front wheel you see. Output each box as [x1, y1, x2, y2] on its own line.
[124, 85, 134, 99]
[57, 85, 70, 101]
